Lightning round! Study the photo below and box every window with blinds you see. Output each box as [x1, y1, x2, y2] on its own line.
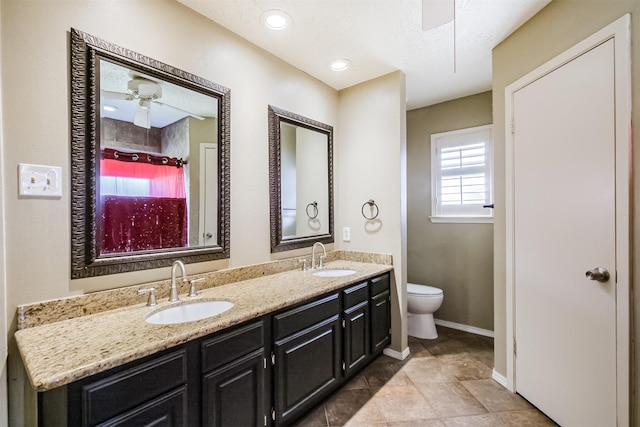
[431, 125, 493, 222]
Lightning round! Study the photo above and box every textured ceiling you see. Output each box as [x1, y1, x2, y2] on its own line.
[177, 0, 551, 110]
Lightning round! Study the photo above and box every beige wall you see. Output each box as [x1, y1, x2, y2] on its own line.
[0, 0, 7, 421]
[406, 91, 493, 331]
[0, 0, 342, 423]
[0, 0, 339, 309]
[336, 71, 408, 355]
[1, 0, 411, 423]
[492, 1, 639, 423]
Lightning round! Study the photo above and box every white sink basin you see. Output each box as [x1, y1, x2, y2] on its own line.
[145, 300, 234, 325]
[313, 269, 356, 278]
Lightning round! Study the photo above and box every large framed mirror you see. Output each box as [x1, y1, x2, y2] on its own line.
[70, 29, 230, 279]
[268, 105, 333, 252]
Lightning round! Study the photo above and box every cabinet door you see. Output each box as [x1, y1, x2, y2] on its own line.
[65, 347, 189, 426]
[201, 321, 264, 373]
[371, 273, 391, 356]
[343, 300, 370, 378]
[96, 386, 188, 427]
[202, 350, 266, 427]
[371, 291, 391, 354]
[273, 315, 341, 426]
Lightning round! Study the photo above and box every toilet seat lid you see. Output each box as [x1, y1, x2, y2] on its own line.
[407, 283, 443, 296]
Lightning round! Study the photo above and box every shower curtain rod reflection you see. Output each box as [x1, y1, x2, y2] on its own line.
[101, 148, 188, 168]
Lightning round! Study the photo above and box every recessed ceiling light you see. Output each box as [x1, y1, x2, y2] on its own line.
[329, 59, 351, 72]
[103, 105, 119, 112]
[262, 9, 291, 30]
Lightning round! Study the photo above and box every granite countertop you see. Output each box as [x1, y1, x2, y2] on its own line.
[15, 258, 392, 392]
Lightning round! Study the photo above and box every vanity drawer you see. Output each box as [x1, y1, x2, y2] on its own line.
[79, 347, 187, 426]
[273, 292, 340, 340]
[201, 320, 264, 373]
[371, 273, 390, 297]
[343, 281, 368, 308]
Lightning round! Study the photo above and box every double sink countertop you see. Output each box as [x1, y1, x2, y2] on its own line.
[15, 252, 393, 392]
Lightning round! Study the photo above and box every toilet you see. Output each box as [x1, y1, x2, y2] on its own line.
[407, 283, 444, 339]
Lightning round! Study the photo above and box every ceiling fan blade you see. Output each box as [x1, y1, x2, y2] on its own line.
[133, 100, 151, 129]
[102, 90, 133, 100]
[153, 101, 205, 120]
[422, 0, 454, 31]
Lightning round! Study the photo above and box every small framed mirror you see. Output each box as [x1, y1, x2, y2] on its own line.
[268, 105, 334, 252]
[70, 29, 230, 278]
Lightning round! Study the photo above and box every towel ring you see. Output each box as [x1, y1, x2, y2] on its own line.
[361, 199, 379, 220]
[306, 201, 319, 219]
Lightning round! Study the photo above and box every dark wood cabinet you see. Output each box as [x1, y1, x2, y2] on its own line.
[40, 344, 196, 427]
[370, 273, 391, 355]
[201, 321, 268, 427]
[93, 386, 188, 427]
[38, 272, 392, 427]
[202, 350, 266, 426]
[342, 282, 370, 378]
[272, 293, 341, 426]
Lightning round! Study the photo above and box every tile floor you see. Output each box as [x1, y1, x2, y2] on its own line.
[294, 326, 558, 426]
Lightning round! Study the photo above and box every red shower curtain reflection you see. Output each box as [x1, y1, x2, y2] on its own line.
[100, 158, 188, 253]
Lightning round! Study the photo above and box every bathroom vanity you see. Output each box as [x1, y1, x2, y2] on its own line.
[15, 257, 392, 426]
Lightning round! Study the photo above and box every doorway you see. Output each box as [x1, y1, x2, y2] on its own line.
[505, 15, 631, 426]
[198, 143, 218, 246]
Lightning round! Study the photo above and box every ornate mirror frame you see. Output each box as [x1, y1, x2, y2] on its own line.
[70, 28, 231, 279]
[268, 105, 334, 252]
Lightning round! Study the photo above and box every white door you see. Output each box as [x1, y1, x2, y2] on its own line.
[512, 39, 618, 426]
[199, 143, 218, 246]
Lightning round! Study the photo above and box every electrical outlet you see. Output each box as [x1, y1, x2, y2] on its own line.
[343, 227, 351, 242]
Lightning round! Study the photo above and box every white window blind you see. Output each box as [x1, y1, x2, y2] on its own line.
[431, 125, 493, 221]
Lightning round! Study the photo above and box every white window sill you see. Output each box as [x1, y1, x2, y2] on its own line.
[429, 216, 494, 224]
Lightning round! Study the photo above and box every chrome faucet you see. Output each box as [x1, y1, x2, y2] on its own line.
[169, 260, 188, 302]
[311, 242, 326, 270]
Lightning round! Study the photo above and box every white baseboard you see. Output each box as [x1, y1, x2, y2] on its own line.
[434, 319, 494, 338]
[492, 369, 508, 388]
[383, 346, 410, 361]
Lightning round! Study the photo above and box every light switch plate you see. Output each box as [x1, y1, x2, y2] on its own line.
[18, 163, 62, 198]
[343, 227, 351, 242]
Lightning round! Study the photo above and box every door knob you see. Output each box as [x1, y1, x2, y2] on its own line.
[585, 267, 610, 283]
[205, 232, 213, 239]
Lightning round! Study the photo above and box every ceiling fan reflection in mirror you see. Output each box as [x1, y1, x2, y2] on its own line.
[102, 77, 205, 129]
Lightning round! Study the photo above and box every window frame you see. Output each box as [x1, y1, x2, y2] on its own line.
[430, 124, 493, 224]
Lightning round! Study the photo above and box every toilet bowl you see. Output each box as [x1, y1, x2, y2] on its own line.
[407, 283, 444, 339]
